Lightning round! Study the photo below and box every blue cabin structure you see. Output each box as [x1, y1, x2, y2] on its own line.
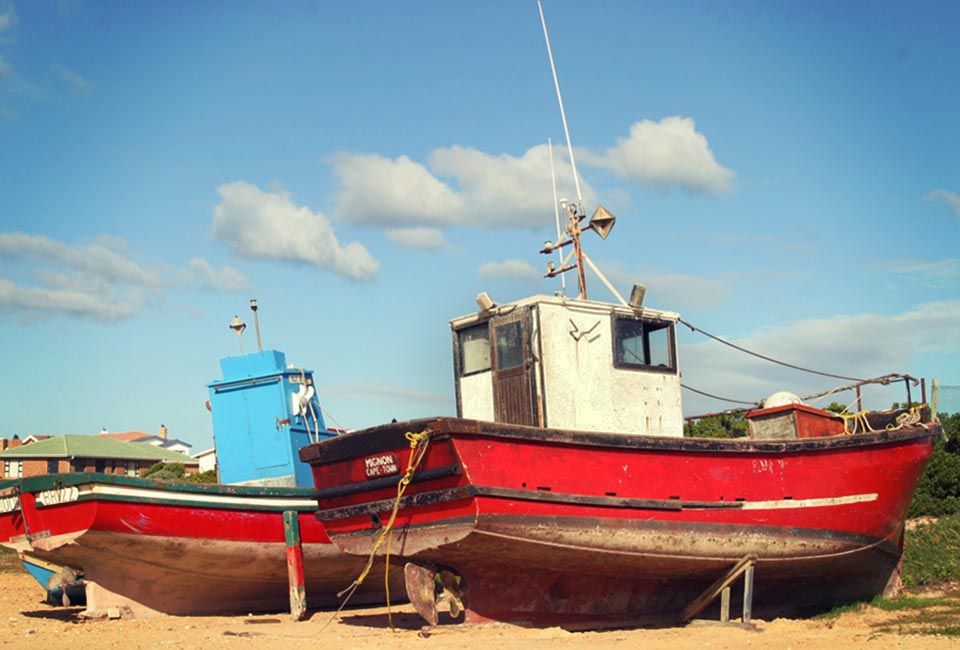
[207, 350, 334, 487]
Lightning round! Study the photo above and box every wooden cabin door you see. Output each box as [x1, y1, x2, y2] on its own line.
[491, 309, 539, 426]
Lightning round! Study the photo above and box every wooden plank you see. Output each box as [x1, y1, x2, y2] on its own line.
[681, 554, 756, 623]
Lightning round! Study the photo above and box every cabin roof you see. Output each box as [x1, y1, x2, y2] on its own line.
[450, 294, 680, 329]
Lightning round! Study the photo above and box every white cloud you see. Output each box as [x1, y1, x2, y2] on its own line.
[0, 3, 17, 43]
[601, 263, 732, 311]
[51, 63, 91, 95]
[882, 258, 959, 288]
[584, 117, 734, 196]
[0, 232, 164, 288]
[386, 227, 449, 251]
[212, 181, 379, 281]
[680, 300, 960, 414]
[330, 120, 731, 231]
[0, 278, 142, 323]
[428, 144, 593, 226]
[332, 145, 595, 229]
[477, 259, 541, 282]
[179, 257, 251, 292]
[0, 232, 251, 323]
[318, 382, 452, 405]
[925, 189, 960, 218]
[333, 153, 464, 226]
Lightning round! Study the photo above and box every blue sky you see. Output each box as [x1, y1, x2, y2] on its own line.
[1, 0, 958, 449]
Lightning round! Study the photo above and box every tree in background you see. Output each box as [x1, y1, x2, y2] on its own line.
[141, 462, 186, 481]
[909, 412, 960, 517]
[684, 412, 748, 438]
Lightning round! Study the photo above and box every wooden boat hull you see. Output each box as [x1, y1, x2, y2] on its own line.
[302, 417, 939, 628]
[13, 473, 400, 617]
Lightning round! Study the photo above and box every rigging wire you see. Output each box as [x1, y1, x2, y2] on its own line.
[681, 383, 760, 406]
[677, 317, 866, 383]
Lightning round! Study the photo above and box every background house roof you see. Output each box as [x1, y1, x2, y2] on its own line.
[97, 430, 153, 442]
[0, 435, 199, 464]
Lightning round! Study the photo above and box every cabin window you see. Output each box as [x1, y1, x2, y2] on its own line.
[47, 459, 58, 474]
[126, 461, 138, 477]
[95, 459, 106, 473]
[494, 321, 524, 370]
[458, 322, 491, 376]
[71, 458, 85, 472]
[613, 316, 676, 372]
[3, 461, 22, 478]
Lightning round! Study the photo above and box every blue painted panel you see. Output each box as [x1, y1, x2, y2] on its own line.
[208, 350, 333, 487]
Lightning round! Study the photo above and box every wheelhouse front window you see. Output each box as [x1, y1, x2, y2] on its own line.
[458, 322, 491, 376]
[613, 316, 676, 372]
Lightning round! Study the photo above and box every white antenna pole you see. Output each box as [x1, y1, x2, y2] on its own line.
[539, 0, 584, 216]
[548, 137, 567, 295]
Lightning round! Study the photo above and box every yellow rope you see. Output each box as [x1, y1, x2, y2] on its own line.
[887, 407, 921, 430]
[844, 406, 924, 434]
[331, 429, 432, 630]
[842, 411, 877, 435]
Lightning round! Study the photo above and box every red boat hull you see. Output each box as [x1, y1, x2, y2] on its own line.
[0, 480, 28, 552]
[302, 417, 938, 627]
[12, 473, 400, 617]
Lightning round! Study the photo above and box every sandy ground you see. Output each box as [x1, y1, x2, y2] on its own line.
[1, 568, 957, 650]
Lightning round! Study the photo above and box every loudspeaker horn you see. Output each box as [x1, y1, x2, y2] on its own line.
[587, 205, 616, 239]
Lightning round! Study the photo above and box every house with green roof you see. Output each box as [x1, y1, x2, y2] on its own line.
[0, 435, 200, 479]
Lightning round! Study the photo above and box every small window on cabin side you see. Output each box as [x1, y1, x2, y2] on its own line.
[95, 459, 106, 473]
[494, 321, 524, 370]
[459, 322, 492, 376]
[613, 316, 675, 372]
[47, 459, 58, 474]
[71, 458, 85, 473]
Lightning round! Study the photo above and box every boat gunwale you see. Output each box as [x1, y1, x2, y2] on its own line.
[300, 415, 941, 464]
[17, 472, 320, 500]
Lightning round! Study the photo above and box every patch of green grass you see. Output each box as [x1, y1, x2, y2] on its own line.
[871, 595, 956, 611]
[903, 513, 960, 587]
[872, 601, 960, 637]
[819, 594, 960, 636]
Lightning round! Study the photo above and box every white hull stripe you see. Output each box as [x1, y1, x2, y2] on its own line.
[737, 493, 878, 510]
[35, 483, 317, 510]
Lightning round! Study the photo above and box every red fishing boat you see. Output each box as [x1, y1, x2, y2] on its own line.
[300, 5, 941, 625]
[11, 471, 398, 617]
[301, 277, 939, 628]
[304, 410, 936, 628]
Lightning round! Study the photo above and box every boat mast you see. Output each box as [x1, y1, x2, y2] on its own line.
[539, 1, 619, 302]
[538, 0, 590, 299]
[539, 0, 584, 219]
[547, 137, 567, 296]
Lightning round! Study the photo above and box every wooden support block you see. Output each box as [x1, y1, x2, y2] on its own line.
[720, 587, 730, 623]
[743, 564, 754, 625]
